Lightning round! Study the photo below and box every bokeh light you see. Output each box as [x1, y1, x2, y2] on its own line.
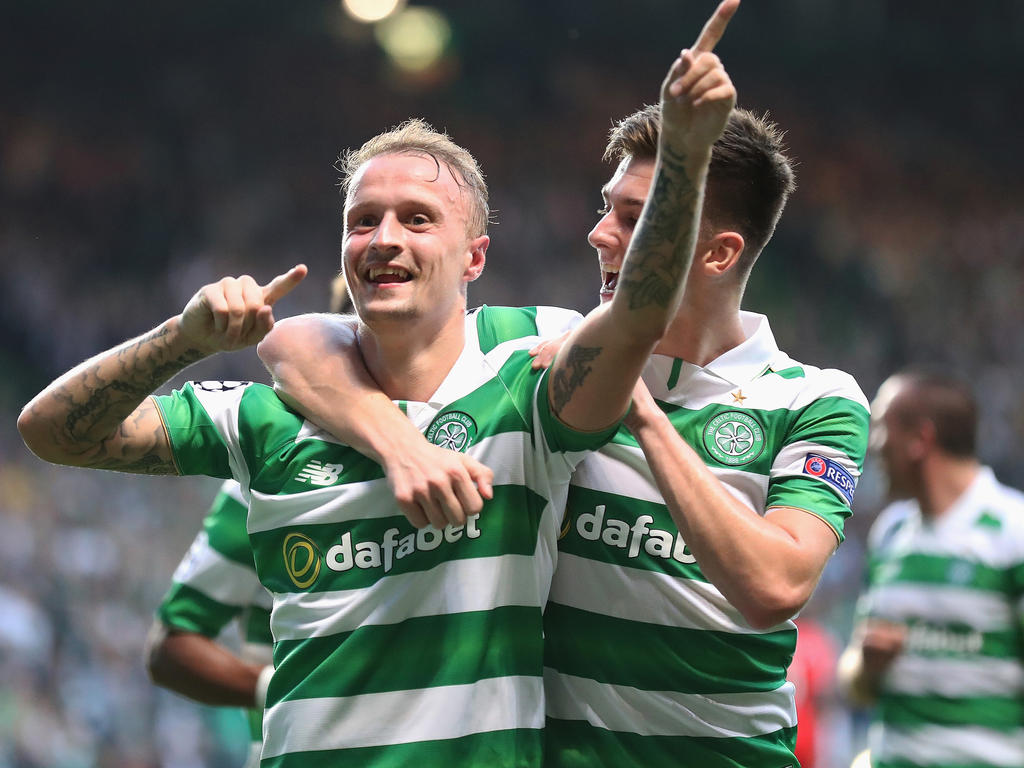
[374, 6, 451, 73]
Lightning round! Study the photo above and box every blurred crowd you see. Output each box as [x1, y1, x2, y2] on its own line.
[1, 1, 1021, 765]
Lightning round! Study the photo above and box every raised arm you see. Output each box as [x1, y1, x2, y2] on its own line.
[258, 315, 493, 529]
[548, 0, 739, 431]
[17, 266, 306, 473]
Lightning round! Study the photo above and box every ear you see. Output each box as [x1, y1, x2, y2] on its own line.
[701, 231, 745, 277]
[464, 235, 489, 283]
[912, 419, 938, 459]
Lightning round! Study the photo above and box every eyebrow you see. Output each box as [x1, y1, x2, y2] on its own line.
[600, 185, 645, 208]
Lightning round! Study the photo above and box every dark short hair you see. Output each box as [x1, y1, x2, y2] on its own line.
[890, 369, 978, 457]
[604, 105, 796, 274]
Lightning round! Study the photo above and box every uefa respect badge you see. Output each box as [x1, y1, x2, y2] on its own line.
[703, 410, 765, 465]
[425, 411, 478, 453]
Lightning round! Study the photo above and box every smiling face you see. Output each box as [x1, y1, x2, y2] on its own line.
[342, 152, 487, 331]
[588, 156, 654, 303]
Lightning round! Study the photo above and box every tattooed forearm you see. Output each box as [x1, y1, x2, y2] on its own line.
[63, 328, 205, 442]
[89, 453, 178, 474]
[617, 143, 701, 311]
[19, 318, 205, 473]
[552, 344, 603, 412]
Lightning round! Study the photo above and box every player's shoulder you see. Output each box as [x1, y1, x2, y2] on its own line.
[469, 304, 581, 353]
[977, 474, 1024, 532]
[184, 380, 292, 416]
[866, 499, 917, 552]
[765, 353, 869, 412]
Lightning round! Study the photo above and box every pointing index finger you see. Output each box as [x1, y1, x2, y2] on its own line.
[262, 264, 308, 305]
[693, 0, 740, 54]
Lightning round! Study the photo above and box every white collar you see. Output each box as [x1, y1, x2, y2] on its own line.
[650, 311, 791, 389]
[702, 311, 787, 386]
[934, 465, 997, 529]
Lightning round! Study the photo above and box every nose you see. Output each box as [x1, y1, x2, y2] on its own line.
[588, 211, 618, 252]
[370, 212, 404, 254]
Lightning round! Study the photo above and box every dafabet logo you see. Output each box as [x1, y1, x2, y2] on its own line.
[282, 519, 482, 588]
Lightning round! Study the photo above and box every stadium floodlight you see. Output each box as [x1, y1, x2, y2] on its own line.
[342, 0, 405, 24]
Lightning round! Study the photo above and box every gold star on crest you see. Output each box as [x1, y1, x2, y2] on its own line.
[731, 389, 747, 404]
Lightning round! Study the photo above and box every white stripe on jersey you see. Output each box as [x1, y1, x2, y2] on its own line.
[171, 533, 263, 607]
[270, 553, 543, 641]
[248, 431, 554, 534]
[550, 553, 793, 634]
[571, 442, 769, 511]
[187, 384, 252, 490]
[544, 669, 797, 738]
[261, 675, 544, 758]
[868, 582, 1014, 631]
[870, 723, 1024, 767]
[885, 654, 1024, 698]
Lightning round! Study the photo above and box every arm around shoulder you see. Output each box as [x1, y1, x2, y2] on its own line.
[258, 313, 494, 530]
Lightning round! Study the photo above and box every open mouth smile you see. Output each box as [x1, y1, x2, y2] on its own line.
[367, 265, 413, 284]
[600, 264, 619, 297]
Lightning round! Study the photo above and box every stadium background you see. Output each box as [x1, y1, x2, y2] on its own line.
[1, 1, 1021, 765]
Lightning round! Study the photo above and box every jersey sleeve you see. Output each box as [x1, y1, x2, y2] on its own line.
[764, 372, 870, 542]
[156, 480, 265, 637]
[472, 305, 583, 353]
[154, 381, 251, 479]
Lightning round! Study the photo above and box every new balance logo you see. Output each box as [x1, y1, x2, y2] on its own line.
[296, 461, 343, 486]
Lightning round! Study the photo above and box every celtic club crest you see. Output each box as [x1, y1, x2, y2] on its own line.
[703, 410, 765, 465]
[425, 411, 478, 453]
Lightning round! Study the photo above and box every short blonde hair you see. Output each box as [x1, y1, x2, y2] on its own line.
[338, 118, 490, 237]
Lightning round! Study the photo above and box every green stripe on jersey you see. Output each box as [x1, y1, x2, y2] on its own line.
[270, 606, 540, 705]
[545, 603, 793, 694]
[631, 394, 867, 483]
[201, 484, 256, 567]
[244, 606, 273, 645]
[560, 486, 705, 581]
[158, 582, 242, 636]
[473, 304, 581, 354]
[475, 305, 541, 353]
[260, 729, 541, 768]
[250, 485, 545, 594]
[878, 693, 1024, 730]
[544, 718, 797, 768]
[871, 551, 1011, 592]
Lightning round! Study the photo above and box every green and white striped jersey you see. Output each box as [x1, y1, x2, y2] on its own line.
[157, 480, 273, 746]
[544, 312, 870, 767]
[859, 467, 1024, 768]
[154, 305, 612, 768]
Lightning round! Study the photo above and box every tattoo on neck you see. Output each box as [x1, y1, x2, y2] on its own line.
[552, 344, 603, 412]
[618, 143, 699, 311]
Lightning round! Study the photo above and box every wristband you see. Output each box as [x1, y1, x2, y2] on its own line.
[254, 664, 274, 710]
